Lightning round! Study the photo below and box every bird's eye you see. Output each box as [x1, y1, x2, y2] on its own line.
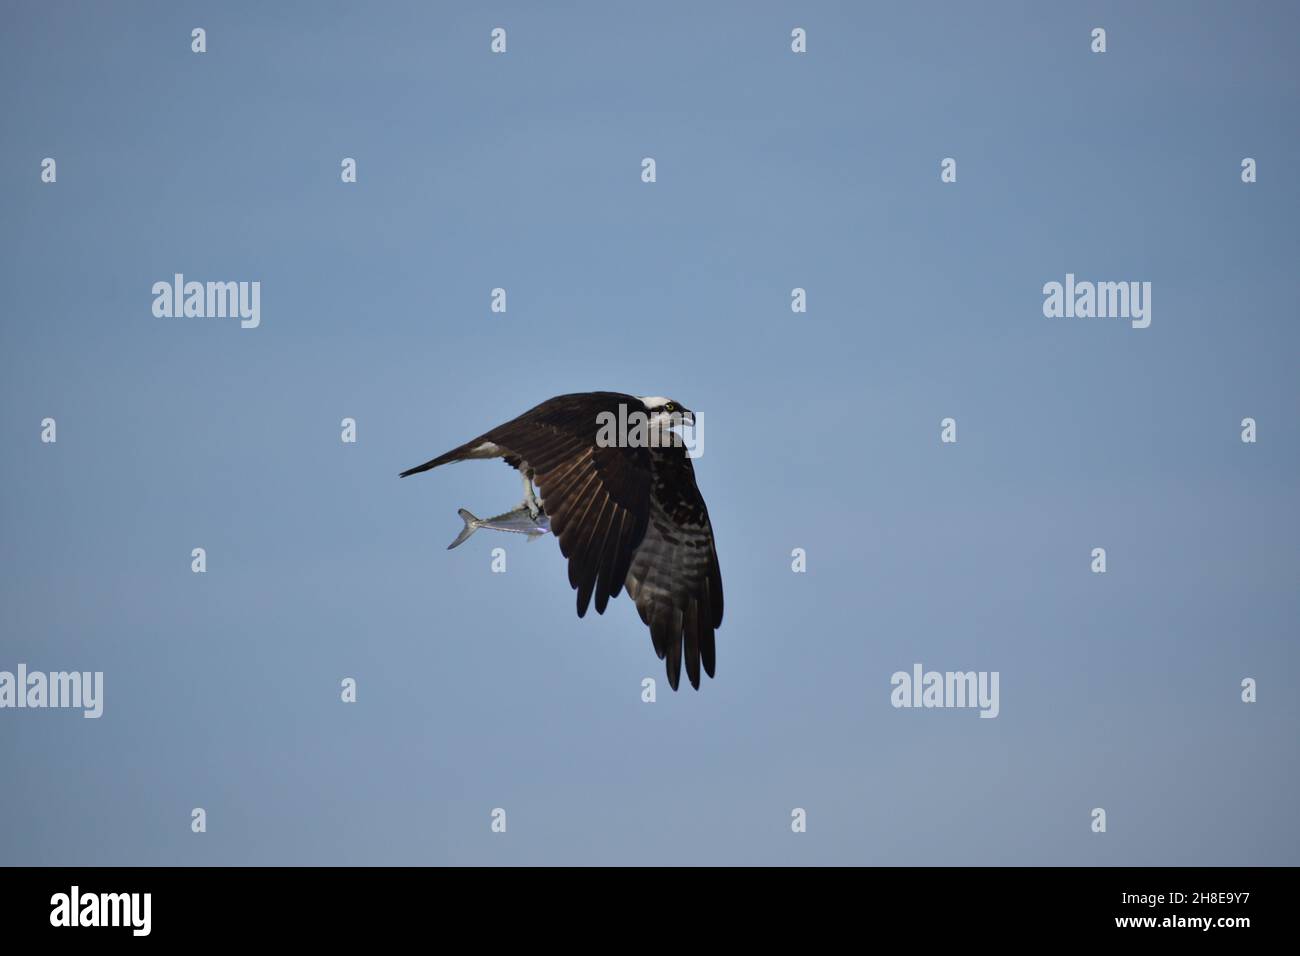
[665, 402, 675, 412]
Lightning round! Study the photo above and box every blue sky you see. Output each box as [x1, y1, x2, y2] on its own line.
[1, 1, 1297, 865]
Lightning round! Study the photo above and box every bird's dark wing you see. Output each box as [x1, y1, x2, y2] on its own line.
[458, 393, 654, 618]
[624, 447, 724, 691]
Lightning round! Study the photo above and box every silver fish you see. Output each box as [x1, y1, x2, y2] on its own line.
[447, 504, 551, 550]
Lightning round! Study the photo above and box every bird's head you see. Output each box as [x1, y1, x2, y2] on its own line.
[639, 396, 695, 431]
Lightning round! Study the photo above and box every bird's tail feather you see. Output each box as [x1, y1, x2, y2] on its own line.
[400, 445, 471, 478]
[446, 508, 480, 550]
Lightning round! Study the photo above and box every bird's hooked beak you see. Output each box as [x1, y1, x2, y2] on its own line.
[680, 409, 696, 427]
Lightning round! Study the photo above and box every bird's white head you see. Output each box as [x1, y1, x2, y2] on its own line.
[638, 395, 695, 432]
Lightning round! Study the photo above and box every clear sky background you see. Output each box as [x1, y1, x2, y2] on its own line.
[1, 1, 1297, 865]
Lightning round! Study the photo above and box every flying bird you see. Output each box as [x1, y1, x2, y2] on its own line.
[400, 392, 723, 690]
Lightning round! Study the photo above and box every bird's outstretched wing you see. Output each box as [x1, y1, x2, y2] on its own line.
[486, 394, 653, 621]
[623, 448, 724, 690]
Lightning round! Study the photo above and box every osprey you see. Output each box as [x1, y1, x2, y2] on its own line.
[400, 392, 723, 691]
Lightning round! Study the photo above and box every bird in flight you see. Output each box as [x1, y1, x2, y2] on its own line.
[400, 392, 723, 690]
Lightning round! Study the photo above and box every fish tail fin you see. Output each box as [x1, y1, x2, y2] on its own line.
[447, 508, 480, 550]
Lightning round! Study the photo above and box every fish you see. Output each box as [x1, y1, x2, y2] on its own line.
[447, 504, 551, 550]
